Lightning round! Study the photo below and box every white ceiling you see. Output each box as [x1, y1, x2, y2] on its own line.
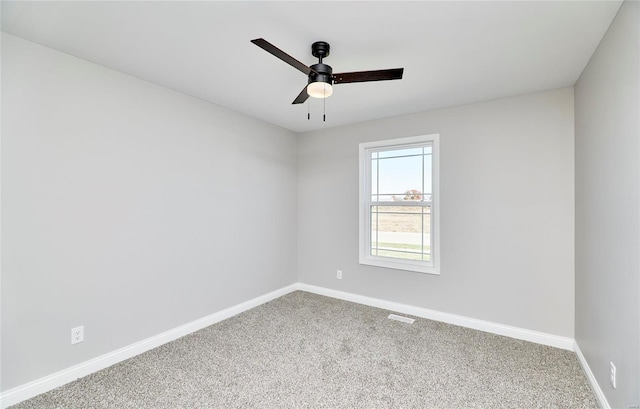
[1, 1, 622, 133]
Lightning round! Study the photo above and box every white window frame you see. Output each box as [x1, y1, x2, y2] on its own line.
[359, 134, 440, 275]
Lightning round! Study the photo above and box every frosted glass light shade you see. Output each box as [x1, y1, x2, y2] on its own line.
[307, 81, 333, 98]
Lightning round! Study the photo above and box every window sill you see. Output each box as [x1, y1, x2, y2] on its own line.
[359, 255, 440, 275]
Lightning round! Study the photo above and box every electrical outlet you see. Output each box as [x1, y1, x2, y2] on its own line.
[337, 270, 343, 279]
[71, 326, 84, 345]
[610, 362, 616, 389]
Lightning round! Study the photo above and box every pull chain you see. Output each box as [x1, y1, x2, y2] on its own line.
[307, 98, 310, 120]
[323, 85, 326, 122]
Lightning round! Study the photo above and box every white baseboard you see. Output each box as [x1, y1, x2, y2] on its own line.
[574, 341, 610, 409]
[1, 282, 580, 408]
[0, 284, 298, 409]
[297, 283, 575, 351]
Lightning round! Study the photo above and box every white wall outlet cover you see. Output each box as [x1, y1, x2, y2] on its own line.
[609, 361, 616, 388]
[337, 270, 342, 279]
[71, 326, 84, 345]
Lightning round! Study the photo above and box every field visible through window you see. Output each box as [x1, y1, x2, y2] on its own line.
[371, 205, 431, 261]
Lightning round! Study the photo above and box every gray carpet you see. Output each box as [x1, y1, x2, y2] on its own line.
[11, 291, 597, 408]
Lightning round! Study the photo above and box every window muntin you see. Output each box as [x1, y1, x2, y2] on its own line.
[360, 135, 439, 275]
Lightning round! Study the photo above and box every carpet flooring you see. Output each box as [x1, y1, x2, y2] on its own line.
[11, 291, 597, 408]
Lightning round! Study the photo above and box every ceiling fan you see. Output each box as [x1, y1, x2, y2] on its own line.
[251, 38, 404, 105]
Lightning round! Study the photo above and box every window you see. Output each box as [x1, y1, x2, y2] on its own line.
[359, 134, 439, 275]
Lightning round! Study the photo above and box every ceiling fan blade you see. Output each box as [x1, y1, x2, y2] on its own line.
[292, 86, 309, 104]
[251, 38, 316, 76]
[333, 68, 404, 84]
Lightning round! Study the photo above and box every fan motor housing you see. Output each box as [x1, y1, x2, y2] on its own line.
[309, 63, 333, 85]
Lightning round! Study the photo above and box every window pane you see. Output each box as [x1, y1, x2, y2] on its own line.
[370, 205, 430, 261]
[422, 207, 432, 261]
[378, 154, 422, 198]
[423, 154, 432, 195]
[378, 147, 423, 159]
[371, 158, 378, 199]
[376, 205, 422, 213]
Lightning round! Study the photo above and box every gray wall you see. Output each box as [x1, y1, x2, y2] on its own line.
[574, 1, 640, 407]
[1, 34, 298, 391]
[298, 88, 575, 337]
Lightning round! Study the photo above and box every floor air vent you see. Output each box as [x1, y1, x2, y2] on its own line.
[388, 314, 415, 324]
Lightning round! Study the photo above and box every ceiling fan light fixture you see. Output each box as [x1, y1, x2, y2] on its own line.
[307, 81, 333, 99]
